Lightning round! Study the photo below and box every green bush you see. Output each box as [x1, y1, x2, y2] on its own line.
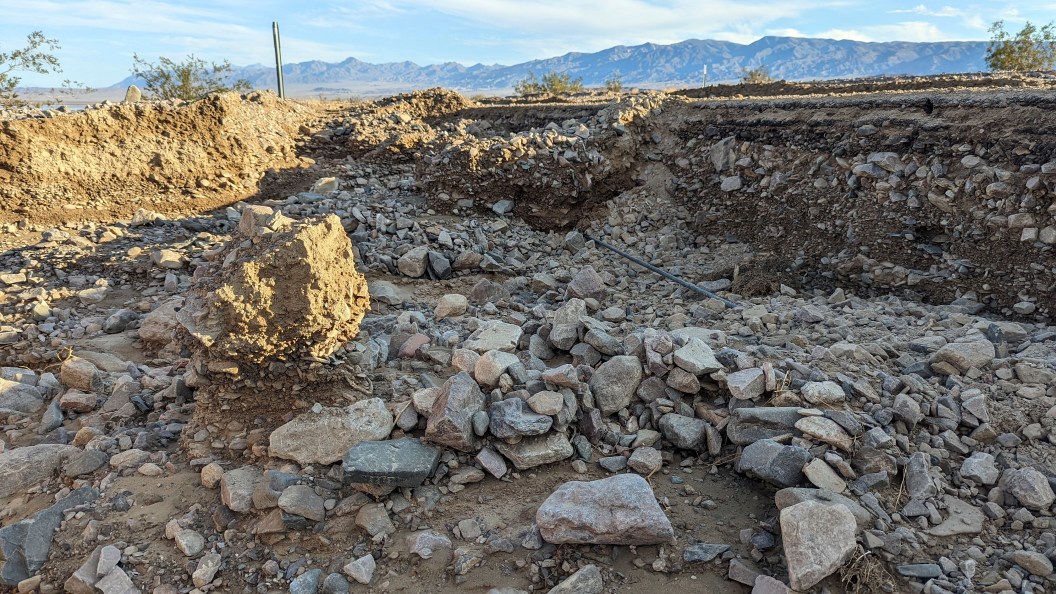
[604, 72, 623, 94]
[0, 31, 69, 108]
[986, 20, 1056, 71]
[515, 71, 584, 96]
[740, 65, 776, 84]
[131, 53, 251, 101]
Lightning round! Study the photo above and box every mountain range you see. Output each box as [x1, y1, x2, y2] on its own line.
[113, 36, 991, 96]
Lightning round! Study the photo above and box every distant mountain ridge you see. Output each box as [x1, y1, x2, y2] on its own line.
[112, 36, 990, 93]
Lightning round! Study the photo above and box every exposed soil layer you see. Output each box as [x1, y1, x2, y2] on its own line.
[0, 92, 314, 227]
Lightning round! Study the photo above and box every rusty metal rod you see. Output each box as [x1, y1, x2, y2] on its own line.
[584, 233, 740, 309]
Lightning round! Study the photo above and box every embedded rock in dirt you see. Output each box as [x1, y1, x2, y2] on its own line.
[780, 500, 857, 591]
[0, 444, 79, 498]
[269, 398, 395, 465]
[180, 214, 370, 364]
[536, 474, 674, 545]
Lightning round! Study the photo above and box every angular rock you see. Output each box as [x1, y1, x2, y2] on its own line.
[343, 554, 376, 584]
[565, 266, 607, 301]
[727, 407, 802, 445]
[0, 379, 44, 414]
[465, 320, 522, 353]
[536, 474, 674, 545]
[397, 245, 430, 278]
[800, 381, 845, 405]
[548, 564, 603, 594]
[495, 432, 573, 469]
[589, 355, 642, 415]
[736, 439, 810, 488]
[489, 398, 553, 439]
[475, 350, 520, 387]
[927, 495, 986, 537]
[683, 543, 731, 563]
[0, 443, 78, 498]
[220, 466, 261, 514]
[931, 341, 995, 373]
[727, 368, 765, 400]
[1001, 468, 1055, 511]
[407, 530, 453, 559]
[673, 338, 722, 375]
[269, 398, 394, 465]
[435, 294, 468, 320]
[658, 413, 710, 450]
[780, 500, 857, 591]
[1, 487, 98, 586]
[960, 452, 999, 485]
[342, 438, 440, 487]
[426, 372, 486, 452]
[278, 485, 326, 521]
[795, 416, 852, 452]
[774, 488, 874, 531]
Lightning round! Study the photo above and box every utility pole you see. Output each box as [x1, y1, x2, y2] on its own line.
[272, 21, 285, 99]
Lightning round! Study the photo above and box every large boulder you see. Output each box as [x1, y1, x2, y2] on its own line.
[536, 474, 673, 545]
[179, 214, 370, 364]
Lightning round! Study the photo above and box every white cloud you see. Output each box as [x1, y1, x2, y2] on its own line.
[817, 21, 957, 43]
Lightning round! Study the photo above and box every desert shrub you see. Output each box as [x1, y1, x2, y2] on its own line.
[515, 71, 584, 96]
[131, 53, 251, 101]
[986, 20, 1056, 71]
[740, 65, 776, 84]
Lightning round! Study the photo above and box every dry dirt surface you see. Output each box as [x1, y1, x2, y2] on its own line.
[0, 75, 1055, 594]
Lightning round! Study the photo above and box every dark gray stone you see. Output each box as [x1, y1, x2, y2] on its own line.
[489, 398, 552, 439]
[897, 564, 942, 578]
[343, 438, 440, 488]
[727, 407, 802, 445]
[736, 439, 810, 488]
[658, 413, 710, 450]
[683, 543, 730, 563]
[0, 487, 98, 586]
[289, 568, 323, 594]
[321, 572, 350, 594]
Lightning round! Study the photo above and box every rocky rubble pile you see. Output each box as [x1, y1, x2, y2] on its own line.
[1, 86, 1056, 594]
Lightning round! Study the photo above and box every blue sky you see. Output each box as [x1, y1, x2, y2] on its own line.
[2, 0, 1053, 87]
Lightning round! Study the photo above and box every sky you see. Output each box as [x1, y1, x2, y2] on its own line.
[2, 0, 1053, 87]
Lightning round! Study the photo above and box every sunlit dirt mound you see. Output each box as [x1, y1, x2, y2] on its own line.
[0, 91, 312, 226]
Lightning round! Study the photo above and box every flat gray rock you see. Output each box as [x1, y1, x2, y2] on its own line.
[269, 398, 394, 465]
[495, 432, 573, 469]
[536, 474, 673, 545]
[736, 439, 810, 488]
[727, 407, 802, 445]
[0, 444, 78, 498]
[343, 438, 440, 487]
[1, 486, 98, 586]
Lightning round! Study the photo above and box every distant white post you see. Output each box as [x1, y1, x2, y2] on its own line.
[272, 21, 285, 99]
[702, 64, 708, 87]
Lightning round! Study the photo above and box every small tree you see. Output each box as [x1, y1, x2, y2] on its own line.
[131, 53, 250, 101]
[604, 72, 623, 94]
[515, 71, 584, 96]
[0, 31, 65, 108]
[986, 20, 1056, 71]
[740, 65, 776, 84]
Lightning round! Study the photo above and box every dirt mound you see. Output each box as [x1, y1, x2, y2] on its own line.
[0, 91, 313, 227]
[179, 211, 370, 365]
[330, 88, 473, 161]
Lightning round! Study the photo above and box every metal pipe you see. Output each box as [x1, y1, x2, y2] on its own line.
[272, 22, 285, 99]
[584, 233, 740, 309]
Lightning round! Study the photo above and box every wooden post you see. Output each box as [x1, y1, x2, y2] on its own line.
[272, 21, 285, 99]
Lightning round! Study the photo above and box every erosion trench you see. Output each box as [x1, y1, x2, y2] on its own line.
[0, 79, 1054, 594]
